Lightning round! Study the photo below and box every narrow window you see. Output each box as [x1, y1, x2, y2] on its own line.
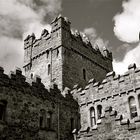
[48, 64, 51, 75]
[70, 118, 74, 131]
[0, 100, 7, 121]
[138, 94, 140, 108]
[129, 96, 138, 119]
[97, 105, 102, 119]
[31, 73, 33, 79]
[83, 69, 86, 80]
[57, 49, 59, 57]
[47, 112, 52, 129]
[90, 107, 96, 127]
[39, 109, 46, 129]
[46, 50, 49, 58]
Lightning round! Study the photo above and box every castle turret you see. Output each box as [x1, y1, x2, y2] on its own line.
[23, 33, 35, 72]
[23, 15, 113, 90]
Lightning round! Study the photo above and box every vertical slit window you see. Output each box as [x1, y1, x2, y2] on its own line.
[129, 96, 138, 119]
[97, 105, 102, 119]
[39, 109, 46, 129]
[0, 100, 7, 121]
[48, 64, 51, 75]
[47, 112, 52, 129]
[90, 107, 96, 127]
[83, 69, 86, 80]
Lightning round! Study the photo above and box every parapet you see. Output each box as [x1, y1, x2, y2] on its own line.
[0, 66, 78, 108]
[71, 29, 112, 61]
[78, 106, 139, 139]
[23, 14, 113, 71]
[73, 63, 140, 105]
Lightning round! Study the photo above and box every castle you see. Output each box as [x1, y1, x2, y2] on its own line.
[0, 15, 140, 140]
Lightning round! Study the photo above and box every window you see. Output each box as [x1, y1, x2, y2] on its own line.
[46, 50, 49, 58]
[47, 112, 52, 129]
[90, 107, 96, 127]
[39, 109, 46, 129]
[48, 64, 51, 75]
[31, 73, 33, 79]
[0, 100, 7, 121]
[83, 69, 86, 80]
[57, 49, 59, 57]
[70, 118, 75, 131]
[129, 96, 138, 119]
[97, 105, 102, 119]
[138, 94, 140, 108]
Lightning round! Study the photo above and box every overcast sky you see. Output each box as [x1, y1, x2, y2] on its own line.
[0, 0, 140, 74]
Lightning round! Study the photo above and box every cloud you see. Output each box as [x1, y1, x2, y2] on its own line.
[113, 43, 140, 74]
[0, 36, 24, 73]
[113, 0, 140, 43]
[113, 0, 140, 74]
[0, 0, 62, 73]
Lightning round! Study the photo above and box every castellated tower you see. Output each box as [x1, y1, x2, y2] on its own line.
[23, 15, 113, 91]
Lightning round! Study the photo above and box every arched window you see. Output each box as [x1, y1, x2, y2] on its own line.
[97, 105, 102, 119]
[70, 118, 75, 131]
[47, 111, 52, 129]
[83, 69, 86, 80]
[48, 64, 51, 75]
[0, 100, 7, 121]
[39, 109, 46, 129]
[129, 96, 138, 119]
[31, 73, 33, 79]
[46, 50, 49, 58]
[138, 94, 140, 108]
[90, 107, 96, 127]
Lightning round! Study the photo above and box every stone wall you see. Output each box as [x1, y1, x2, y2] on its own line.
[23, 15, 113, 90]
[72, 63, 140, 140]
[0, 67, 79, 140]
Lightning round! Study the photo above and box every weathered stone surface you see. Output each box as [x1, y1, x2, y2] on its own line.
[1, 15, 140, 140]
[23, 15, 113, 91]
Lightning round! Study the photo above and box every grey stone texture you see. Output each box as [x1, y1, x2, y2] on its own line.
[73, 63, 140, 140]
[24, 15, 113, 91]
[0, 67, 79, 140]
[0, 15, 140, 140]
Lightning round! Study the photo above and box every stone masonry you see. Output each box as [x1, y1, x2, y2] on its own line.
[23, 14, 112, 91]
[0, 15, 140, 140]
[72, 63, 140, 140]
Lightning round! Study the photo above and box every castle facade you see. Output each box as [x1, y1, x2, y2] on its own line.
[0, 15, 140, 140]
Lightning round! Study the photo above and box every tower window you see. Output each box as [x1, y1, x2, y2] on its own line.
[90, 107, 96, 127]
[31, 73, 33, 79]
[57, 49, 59, 57]
[97, 105, 102, 119]
[129, 96, 138, 119]
[83, 69, 86, 80]
[48, 64, 51, 75]
[46, 50, 49, 58]
[138, 94, 140, 108]
[0, 100, 7, 121]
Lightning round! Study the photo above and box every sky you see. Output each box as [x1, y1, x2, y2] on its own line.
[0, 0, 140, 74]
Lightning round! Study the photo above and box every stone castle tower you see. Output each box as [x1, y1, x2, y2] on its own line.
[1, 15, 140, 140]
[23, 15, 113, 91]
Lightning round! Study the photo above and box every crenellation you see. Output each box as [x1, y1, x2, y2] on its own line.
[77, 62, 140, 139]
[128, 63, 136, 70]
[3, 14, 140, 140]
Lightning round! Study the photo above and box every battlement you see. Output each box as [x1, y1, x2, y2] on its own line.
[0, 66, 78, 108]
[23, 14, 112, 70]
[77, 106, 140, 140]
[23, 14, 113, 91]
[72, 63, 140, 105]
